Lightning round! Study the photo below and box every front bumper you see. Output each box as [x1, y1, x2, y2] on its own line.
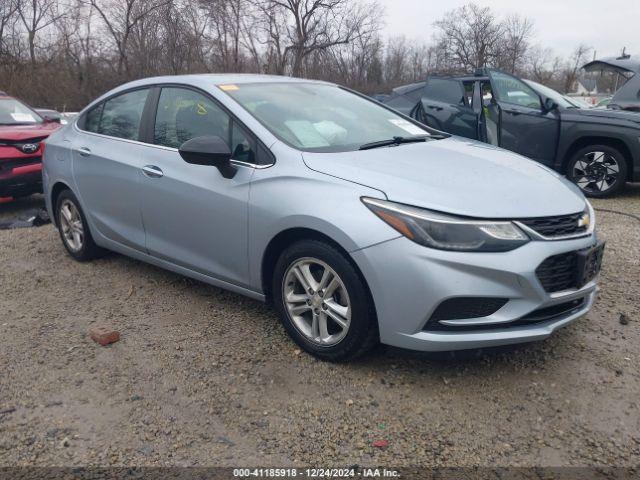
[0, 162, 42, 197]
[351, 234, 600, 352]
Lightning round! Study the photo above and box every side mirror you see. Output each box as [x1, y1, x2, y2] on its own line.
[43, 114, 61, 124]
[178, 135, 236, 179]
[543, 98, 559, 113]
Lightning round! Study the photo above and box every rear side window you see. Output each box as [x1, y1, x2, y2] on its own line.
[98, 89, 149, 140]
[423, 78, 465, 106]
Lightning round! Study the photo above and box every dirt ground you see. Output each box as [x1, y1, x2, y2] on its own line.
[0, 186, 639, 468]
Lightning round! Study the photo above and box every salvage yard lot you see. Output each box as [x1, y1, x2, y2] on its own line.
[0, 188, 639, 467]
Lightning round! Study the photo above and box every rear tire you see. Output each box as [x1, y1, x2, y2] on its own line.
[272, 239, 378, 362]
[567, 145, 627, 197]
[55, 189, 105, 262]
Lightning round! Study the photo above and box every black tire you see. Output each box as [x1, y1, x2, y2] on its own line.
[272, 239, 378, 362]
[566, 145, 628, 198]
[55, 189, 105, 262]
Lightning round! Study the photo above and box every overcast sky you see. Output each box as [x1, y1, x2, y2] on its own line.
[378, 0, 639, 58]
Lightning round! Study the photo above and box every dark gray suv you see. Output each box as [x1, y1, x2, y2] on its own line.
[384, 68, 640, 197]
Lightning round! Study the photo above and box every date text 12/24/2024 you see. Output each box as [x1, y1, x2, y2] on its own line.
[233, 468, 400, 478]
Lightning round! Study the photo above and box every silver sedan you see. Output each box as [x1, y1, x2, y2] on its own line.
[42, 75, 604, 361]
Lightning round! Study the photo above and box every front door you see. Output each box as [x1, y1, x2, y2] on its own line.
[488, 69, 560, 165]
[138, 86, 256, 287]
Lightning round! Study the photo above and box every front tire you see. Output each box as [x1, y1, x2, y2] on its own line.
[55, 189, 105, 262]
[567, 145, 628, 197]
[272, 239, 378, 362]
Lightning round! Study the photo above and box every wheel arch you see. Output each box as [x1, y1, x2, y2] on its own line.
[50, 181, 73, 226]
[260, 227, 376, 312]
[562, 136, 634, 181]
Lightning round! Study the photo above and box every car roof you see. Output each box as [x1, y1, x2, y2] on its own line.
[391, 81, 426, 96]
[583, 56, 640, 74]
[88, 74, 334, 110]
[429, 73, 490, 82]
[121, 73, 330, 89]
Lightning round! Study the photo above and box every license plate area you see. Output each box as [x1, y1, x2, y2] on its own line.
[576, 242, 605, 288]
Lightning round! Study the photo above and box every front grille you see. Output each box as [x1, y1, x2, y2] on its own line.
[0, 156, 42, 173]
[0, 136, 46, 150]
[519, 212, 587, 238]
[536, 251, 579, 293]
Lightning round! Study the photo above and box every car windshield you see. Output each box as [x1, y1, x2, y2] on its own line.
[564, 96, 593, 109]
[523, 80, 575, 109]
[223, 82, 432, 152]
[0, 98, 43, 125]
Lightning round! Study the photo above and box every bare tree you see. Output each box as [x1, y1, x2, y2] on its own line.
[0, 0, 601, 113]
[17, 0, 64, 64]
[85, 0, 172, 77]
[261, 0, 381, 77]
[434, 3, 504, 71]
[562, 43, 592, 93]
[0, 0, 20, 59]
[499, 14, 534, 74]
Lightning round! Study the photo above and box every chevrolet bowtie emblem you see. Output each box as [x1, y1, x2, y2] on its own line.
[578, 213, 590, 228]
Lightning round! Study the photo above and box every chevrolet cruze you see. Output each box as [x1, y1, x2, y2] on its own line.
[42, 75, 604, 361]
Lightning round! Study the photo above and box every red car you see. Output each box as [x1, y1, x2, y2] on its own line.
[0, 91, 61, 199]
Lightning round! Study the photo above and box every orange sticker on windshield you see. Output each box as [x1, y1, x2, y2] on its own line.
[219, 84, 239, 91]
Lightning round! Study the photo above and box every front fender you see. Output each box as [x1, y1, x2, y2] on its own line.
[556, 121, 640, 174]
[246, 154, 400, 292]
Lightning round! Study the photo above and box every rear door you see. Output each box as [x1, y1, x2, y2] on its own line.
[417, 77, 479, 139]
[72, 88, 151, 251]
[488, 69, 560, 164]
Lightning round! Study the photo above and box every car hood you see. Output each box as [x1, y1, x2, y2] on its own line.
[302, 137, 587, 218]
[568, 107, 640, 125]
[0, 122, 60, 142]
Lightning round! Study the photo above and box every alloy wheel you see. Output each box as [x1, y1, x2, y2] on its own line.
[282, 257, 351, 346]
[573, 151, 620, 194]
[59, 199, 84, 252]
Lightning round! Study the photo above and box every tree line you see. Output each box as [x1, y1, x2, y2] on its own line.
[0, 0, 597, 111]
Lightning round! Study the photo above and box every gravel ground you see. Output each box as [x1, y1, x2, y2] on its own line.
[0, 187, 639, 467]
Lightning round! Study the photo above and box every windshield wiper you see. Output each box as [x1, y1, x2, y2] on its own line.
[359, 135, 429, 151]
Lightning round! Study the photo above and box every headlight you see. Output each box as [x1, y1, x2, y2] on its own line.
[362, 197, 529, 252]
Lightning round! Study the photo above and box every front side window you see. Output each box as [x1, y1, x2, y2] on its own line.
[224, 83, 431, 153]
[98, 89, 149, 140]
[0, 98, 42, 126]
[154, 87, 256, 163]
[522, 80, 574, 109]
[490, 71, 541, 109]
[154, 88, 229, 149]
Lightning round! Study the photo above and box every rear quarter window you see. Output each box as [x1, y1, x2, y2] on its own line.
[82, 104, 103, 133]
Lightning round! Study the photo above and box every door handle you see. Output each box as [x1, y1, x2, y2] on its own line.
[427, 105, 444, 111]
[505, 110, 521, 116]
[142, 165, 164, 178]
[76, 147, 91, 157]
